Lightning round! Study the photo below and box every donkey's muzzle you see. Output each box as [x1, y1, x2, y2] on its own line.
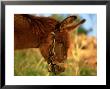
[48, 63, 66, 74]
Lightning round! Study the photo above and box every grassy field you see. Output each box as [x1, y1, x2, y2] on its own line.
[14, 34, 97, 76]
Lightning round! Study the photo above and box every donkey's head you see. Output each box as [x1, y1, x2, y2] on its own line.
[40, 16, 86, 74]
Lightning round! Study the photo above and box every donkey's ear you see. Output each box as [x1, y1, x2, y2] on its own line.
[60, 16, 77, 29]
[62, 19, 86, 31]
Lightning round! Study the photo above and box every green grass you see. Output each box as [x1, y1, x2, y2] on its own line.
[14, 49, 49, 76]
[80, 67, 96, 76]
[14, 48, 96, 76]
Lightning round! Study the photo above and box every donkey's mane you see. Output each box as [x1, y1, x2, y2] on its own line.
[20, 14, 59, 34]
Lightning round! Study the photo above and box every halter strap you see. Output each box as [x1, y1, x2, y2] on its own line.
[48, 31, 57, 75]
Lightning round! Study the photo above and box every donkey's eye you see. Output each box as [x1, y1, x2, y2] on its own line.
[59, 44, 63, 47]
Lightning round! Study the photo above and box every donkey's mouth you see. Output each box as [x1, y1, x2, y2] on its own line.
[48, 63, 66, 74]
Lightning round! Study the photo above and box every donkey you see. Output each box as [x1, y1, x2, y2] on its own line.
[14, 14, 86, 74]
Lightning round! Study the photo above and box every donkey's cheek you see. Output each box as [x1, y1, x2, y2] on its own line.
[39, 45, 50, 61]
[53, 43, 67, 63]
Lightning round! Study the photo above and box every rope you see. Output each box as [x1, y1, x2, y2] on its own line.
[48, 32, 57, 75]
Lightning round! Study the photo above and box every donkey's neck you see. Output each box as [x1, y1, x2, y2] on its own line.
[14, 14, 58, 50]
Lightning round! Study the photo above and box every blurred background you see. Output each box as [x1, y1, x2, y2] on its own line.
[14, 14, 97, 76]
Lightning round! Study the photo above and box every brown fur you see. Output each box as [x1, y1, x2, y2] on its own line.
[14, 14, 58, 49]
[14, 14, 85, 73]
